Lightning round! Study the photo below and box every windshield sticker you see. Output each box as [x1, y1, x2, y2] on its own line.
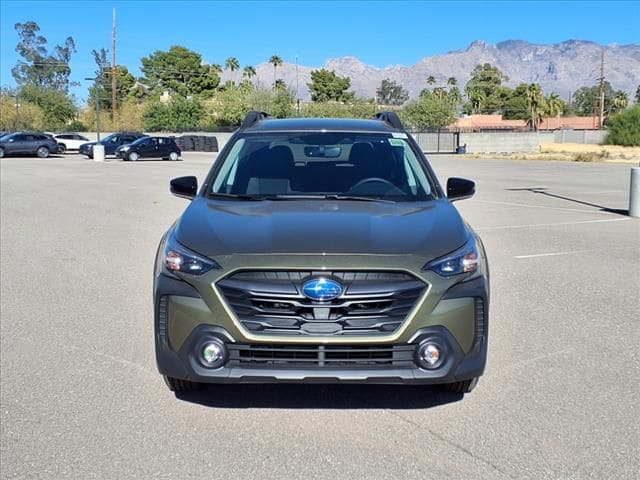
[391, 132, 408, 139]
[388, 138, 405, 146]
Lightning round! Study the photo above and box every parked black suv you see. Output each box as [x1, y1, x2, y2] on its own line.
[79, 132, 146, 158]
[0, 132, 59, 158]
[117, 136, 181, 161]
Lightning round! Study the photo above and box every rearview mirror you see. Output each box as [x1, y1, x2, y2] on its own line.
[170, 176, 198, 199]
[447, 177, 475, 202]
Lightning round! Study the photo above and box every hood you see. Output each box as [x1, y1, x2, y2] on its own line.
[175, 198, 468, 260]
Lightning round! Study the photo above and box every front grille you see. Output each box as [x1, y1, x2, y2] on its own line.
[227, 344, 416, 368]
[217, 270, 427, 337]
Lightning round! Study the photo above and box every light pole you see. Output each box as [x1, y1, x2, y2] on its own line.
[85, 76, 101, 141]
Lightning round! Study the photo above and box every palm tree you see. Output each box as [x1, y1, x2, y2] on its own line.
[274, 79, 286, 91]
[243, 65, 256, 81]
[447, 77, 457, 86]
[543, 93, 564, 130]
[525, 84, 544, 131]
[209, 64, 223, 75]
[612, 91, 629, 112]
[426, 75, 436, 86]
[269, 55, 283, 87]
[225, 57, 240, 73]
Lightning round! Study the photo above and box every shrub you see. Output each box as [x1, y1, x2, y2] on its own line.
[605, 105, 640, 146]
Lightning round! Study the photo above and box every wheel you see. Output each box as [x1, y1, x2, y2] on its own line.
[169, 151, 179, 161]
[128, 151, 139, 162]
[36, 146, 50, 158]
[441, 377, 479, 394]
[163, 376, 203, 392]
[0, 147, 4, 158]
[57, 143, 67, 154]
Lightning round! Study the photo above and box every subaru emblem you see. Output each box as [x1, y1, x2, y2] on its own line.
[302, 277, 343, 301]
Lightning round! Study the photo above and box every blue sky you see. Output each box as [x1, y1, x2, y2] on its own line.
[1, 0, 638, 103]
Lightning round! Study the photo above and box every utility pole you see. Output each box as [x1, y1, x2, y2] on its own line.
[597, 49, 605, 128]
[111, 8, 117, 127]
[295, 55, 300, 115]
[14, 93, 19, 131]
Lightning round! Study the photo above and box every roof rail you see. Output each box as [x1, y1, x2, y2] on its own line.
[241, 111, 271, 129]
[374, 111, 404, 130]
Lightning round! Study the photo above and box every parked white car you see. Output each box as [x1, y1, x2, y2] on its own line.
[53, 133, 90, 152]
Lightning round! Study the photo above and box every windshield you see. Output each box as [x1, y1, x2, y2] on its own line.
[99, 133, 117, 144]
[210, 132, 437, 201]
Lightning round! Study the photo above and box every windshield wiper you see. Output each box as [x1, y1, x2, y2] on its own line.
[323, 194, 396, 204]
[260, 194, 397, 203]
[208, 192, 268, 201]
[208, 193, 396, 203]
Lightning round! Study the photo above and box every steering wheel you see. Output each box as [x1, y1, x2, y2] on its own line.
[349, 177, 398, 191]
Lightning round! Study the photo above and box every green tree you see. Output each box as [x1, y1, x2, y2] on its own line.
[88, 48, 137, 111]
[243, 65, 256, 80]
[225, 57, 240, 73]
[12, 21, 76, 92]
[525, 83, 544, 130]
[269, 55, 283, 87]
[426, 76, 436, 86]
[376, 78, 409, 106]
[636, 85, 640, 104]
[19, 84, 76, 129]
[447, 77, 457, 86]
[141, 45, 220, 97]
[605, 105, 640, 146]
[464, 63, 508, 114]
[543, 93, 565, 118]
[571, 83, 617, 116]
[143, 96, 204, 131]
[402, 91, 455, 129]
[612, 91, 629, 112]
[307, 69, 353, 102]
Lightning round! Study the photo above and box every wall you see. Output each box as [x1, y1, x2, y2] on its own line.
[77, 129, 606, 154]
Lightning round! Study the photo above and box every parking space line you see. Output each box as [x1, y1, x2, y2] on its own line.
[514, 250, 590, 259]
[475, 199, 615, 215]
[477, 217, 630, 231]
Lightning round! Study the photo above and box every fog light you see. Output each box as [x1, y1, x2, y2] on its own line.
[200, 340, 227, 368]
[417, 342, 443, 369]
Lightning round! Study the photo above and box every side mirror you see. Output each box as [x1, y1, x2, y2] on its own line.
[447, 177, 475, 202]
[170, 176, 198, 199]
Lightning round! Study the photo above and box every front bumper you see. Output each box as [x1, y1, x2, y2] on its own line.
[154, 266, 489, 385]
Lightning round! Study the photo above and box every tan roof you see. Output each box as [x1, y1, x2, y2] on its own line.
[450, 115, 527, 131]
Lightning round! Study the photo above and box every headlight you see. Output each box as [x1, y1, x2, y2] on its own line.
[424, 235, 479, 277]
[162, 231, 220, 276]
[121, 146, 130, 151]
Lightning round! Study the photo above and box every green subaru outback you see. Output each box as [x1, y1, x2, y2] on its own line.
[154, 111, 489, 394]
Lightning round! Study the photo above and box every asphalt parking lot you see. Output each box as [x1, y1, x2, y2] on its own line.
[1, 152, 639, 479]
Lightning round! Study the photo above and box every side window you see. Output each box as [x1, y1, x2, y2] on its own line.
[78, 135, 89, 141]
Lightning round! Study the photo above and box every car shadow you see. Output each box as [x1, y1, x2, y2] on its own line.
[175, 383, 464, 409]
[506, 187, 628, 216]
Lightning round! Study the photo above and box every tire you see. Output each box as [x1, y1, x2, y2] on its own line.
[163, 376, 203, 392]
[169, 151, 179, 161]
[36, 146, 50, 158]
[0, 147, 4, 158]
[128, 152, 139, 162]
[57, 143, 66, 154]
[441, 377, 479, 394]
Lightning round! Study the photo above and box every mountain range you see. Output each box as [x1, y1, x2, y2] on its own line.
[222, 40, 640, 101]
